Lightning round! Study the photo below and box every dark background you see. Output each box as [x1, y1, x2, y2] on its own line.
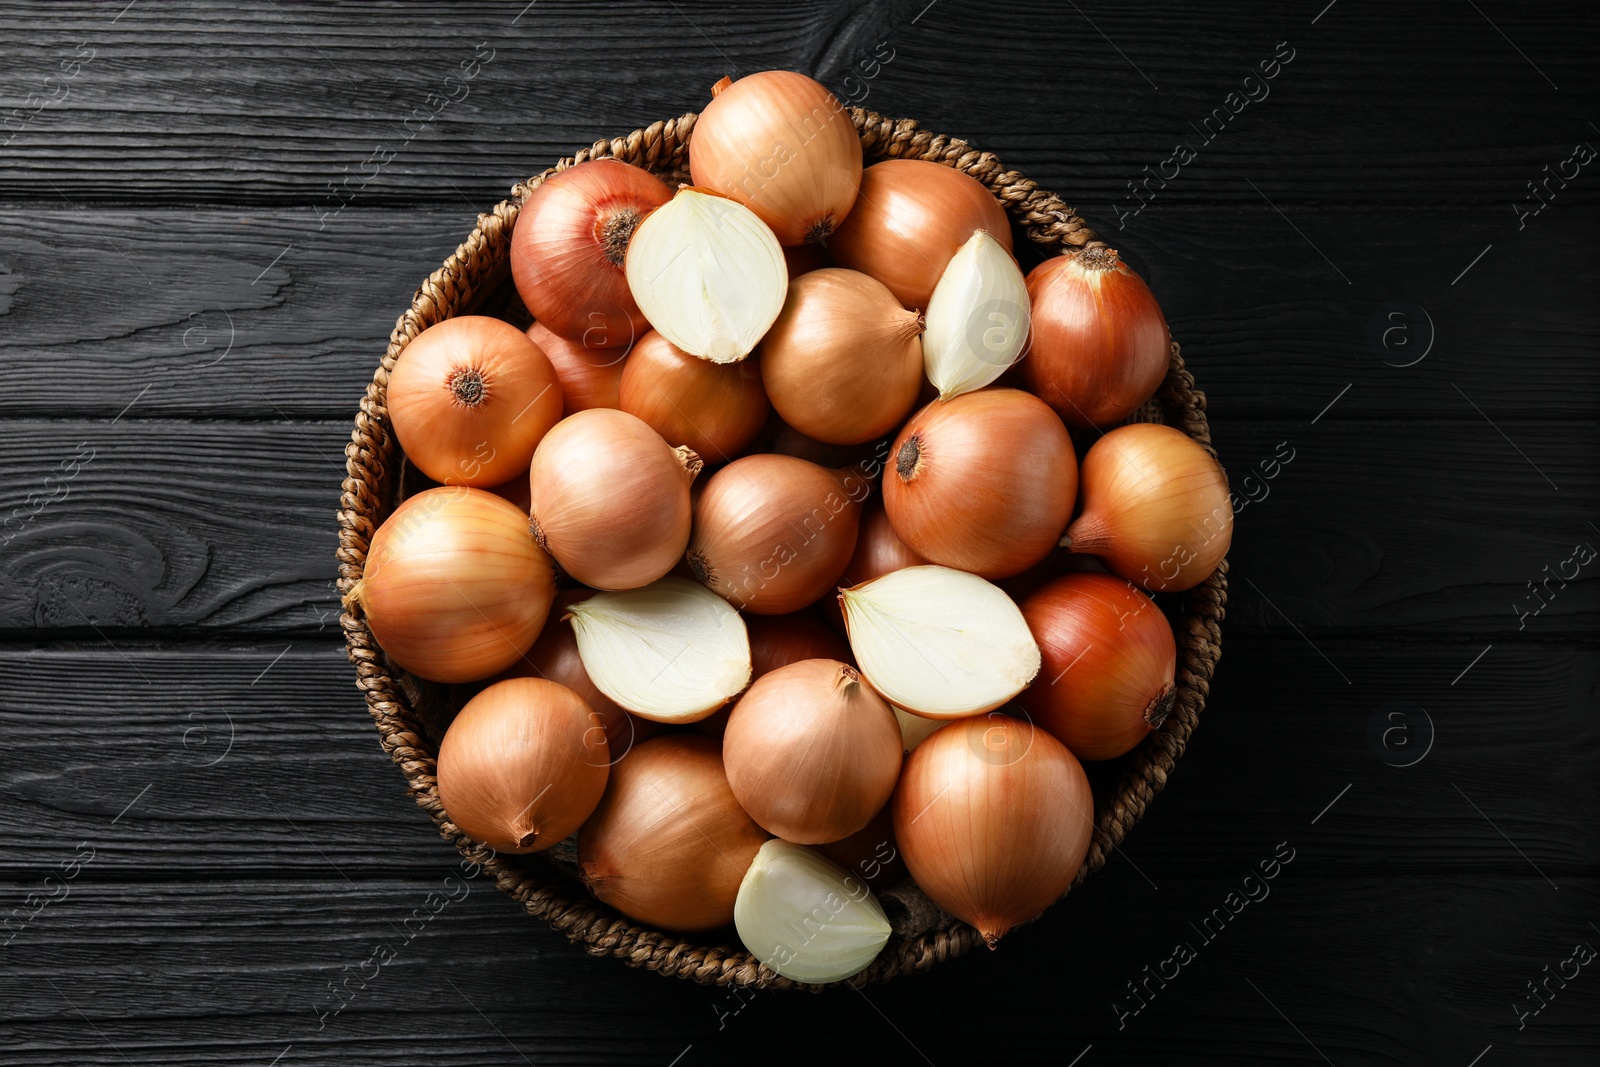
[1, 1, 1596, 1064]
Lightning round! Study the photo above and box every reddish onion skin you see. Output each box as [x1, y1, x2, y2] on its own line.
[884, 389, 1077, 579]
[528, 409, 699, 591]
[435, 677, 609, 853]
[619, 331, 770, 461]
[359, 487, 556, 683]
[892, 715, 1094, 947]
[1022, 249, 1171, 429]
[828, 159, 1013, 311]
[526, 320, 627, 415]
[759, 268, 925, 445]
[842, 498, 930, 588]
[687, 454, 865, 615]
[693, 612, 852, 739]
[578, 736, 769, 932]
[387, 316, 563, 487]
[784, 242, 831, 279]
[493, 590, 665, 762]
[689, 71, 863, 246]
[511, 159, 671, 349]
[723, 659, 903, 844]
[1019, 574, 1177, 760]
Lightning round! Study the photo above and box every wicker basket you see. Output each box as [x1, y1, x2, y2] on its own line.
[336, 107, 1229, 990]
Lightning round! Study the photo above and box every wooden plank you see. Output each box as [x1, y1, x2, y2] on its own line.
[0, 1, 1595, 208]
[0, 418, 1593, 637]
[0, 874, 1594, 1064]
[0, 205, 1593, 420]
[0, 638, 1591, 877]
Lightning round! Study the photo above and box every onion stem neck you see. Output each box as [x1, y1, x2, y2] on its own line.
[805, 216, 836, 245]
[1074, 246, 1121, 273]
[1145, 684, 1176, 729]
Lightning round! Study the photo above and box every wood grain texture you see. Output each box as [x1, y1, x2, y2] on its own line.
[0, 1, 1595, 209]
[1, 874, 1595, 1065]
[0, 418, 1593, 638]
[0, 639, 1592, 877]
[0, 205, 1593, 420]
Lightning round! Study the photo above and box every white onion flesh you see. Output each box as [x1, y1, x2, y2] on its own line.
[734, 840, 891, 984]
[568, 577, 752, 723]
[922, 230, 1031, 399]
[840, 565, 1040, 719]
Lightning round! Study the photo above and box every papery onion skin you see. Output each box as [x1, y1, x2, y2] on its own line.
[892, 714, 1094, 947]
[436, 677, 609, 853]
[734, 840, 891, 984]
[815, 801, 907, 892]
[885, 388, 1077, 579]
[526, 320, 627, 415]
[1062, 423, 1232, 593]
[843, 498, 929, 588]
[1021, 248, 1171, 429]
[511, 159, 670, 349]
[693, 611, 852, 739]
[493, 590, 665, 762]
[724, 659, 903, 844]
[1019, 574, 1176, 761]
[690, 70, 863, 246]
[528, 409, 699, 591]
[688, 454, 865, 615]
[578, 736, 769, 932]
[619, 330, 769, 461]
[828, 158, 1013, 311]
[759, 268, 925, 445]
[387, 316, 563, 487]
[357, 487, 556, 683]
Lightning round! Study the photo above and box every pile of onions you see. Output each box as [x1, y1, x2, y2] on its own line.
[579, 736, 769, 932]
[526, 320, 627, 415]
[828, 158, 1012, 310]
[436, 677, 609, 853]
[1022, 248, 1171, 428]
[354, 487, 556, 683]
[893, 715, 1094, 947]
[619, 330, 769, 460]
[387, 316, 563, 487]
[528, 409, 699, 590]
[724, 659, 902, 843]
[1019, 574, 1177, 760]
[689, 71, 862, 246]
[884, 388, 1077, 579]
[511, 159, 670, 349]
[1063, 423, 1232, 592]
[687, 454, 863, 614]
[758, 268, 924, 444]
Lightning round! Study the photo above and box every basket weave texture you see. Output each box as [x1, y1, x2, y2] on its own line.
[337, 107, 1230, 990]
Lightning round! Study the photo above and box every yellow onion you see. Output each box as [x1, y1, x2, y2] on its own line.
[842, 498, 929, 588]
[510, 158, 670, 349]
[694, 611, 852, 739]
[1022, 248, 1171, 428]
[893, 714, 1094, 947]
[828, 158, 1012, 310]
[435, 677, 609, 853]
[884, 388, 1077, 579]
[815, 802, 906, 892]
[493, 590, 666, 762]
[724, 659, 903, 844]
[528, 409, 700, 590]
[619, 330, 769, 461]
[387, 316, 562, 487]
[526, 320, 627, 415]
[353, 487, 556, 683]
[689, 71, 862, 246]
[758, 268, 924, 445]
[688, 454, 865, 614]
[1062, 423, 1232, 592]
[840, 565, 1040, 720]
[734, 840, 891, 984]
[578, 736, 769, 932]
[1019, 574, 1176, 761]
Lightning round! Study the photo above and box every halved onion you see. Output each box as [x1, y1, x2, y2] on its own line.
[734, 840, 891, 984]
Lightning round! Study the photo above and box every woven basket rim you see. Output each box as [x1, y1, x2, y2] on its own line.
[336, 106, 1229, 991]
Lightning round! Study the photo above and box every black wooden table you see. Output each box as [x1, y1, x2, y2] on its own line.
[2, 2, 1596, 1064]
